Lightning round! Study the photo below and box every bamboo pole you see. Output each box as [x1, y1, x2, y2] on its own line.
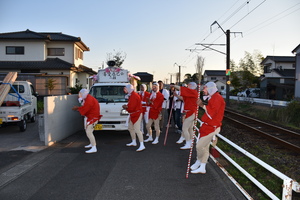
[0, 72, 18, 106]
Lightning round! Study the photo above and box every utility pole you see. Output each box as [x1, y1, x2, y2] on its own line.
[207, 21, 242, 105]
[174, 63, 186, 84]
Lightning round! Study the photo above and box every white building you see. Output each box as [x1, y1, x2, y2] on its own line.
[0, 29, 96, 96]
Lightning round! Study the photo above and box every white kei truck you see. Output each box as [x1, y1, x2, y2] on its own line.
[89, 67, 131, 131]
[0, 81, 37, 132]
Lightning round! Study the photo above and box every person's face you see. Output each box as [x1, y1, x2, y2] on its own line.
[170, 85, 174, 90]
[158, 82, 163, 89]
[152, 85, 158, 92]
[202, 85, 208, 95]
[140, 85, 145, 91]
[123, 87, 128, 94]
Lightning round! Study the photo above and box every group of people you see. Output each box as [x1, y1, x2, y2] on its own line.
[72, 80, 225, 175]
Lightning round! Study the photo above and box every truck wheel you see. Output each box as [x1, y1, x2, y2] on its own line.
[30, 111, 36, 122]
[19, 119, 27, 132]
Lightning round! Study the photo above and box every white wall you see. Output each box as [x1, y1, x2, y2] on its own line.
[47, 42, 74, 64]
[43, 94, 83, 146]
[0, 41, 45, 61]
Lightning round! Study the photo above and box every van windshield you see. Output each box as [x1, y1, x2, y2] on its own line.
[90, 85, 127, 103]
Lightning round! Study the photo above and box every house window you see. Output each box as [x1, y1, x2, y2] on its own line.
[6, 46, 24, 55]
[75, 48, 83, 60]
[211, 77, 216, 80]
[47, 48, 65, 56]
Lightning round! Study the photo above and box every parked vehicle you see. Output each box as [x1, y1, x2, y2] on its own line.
[0, 81, 38, 131]
[89, 66, 131, 131]
[237, 88, 260, 98]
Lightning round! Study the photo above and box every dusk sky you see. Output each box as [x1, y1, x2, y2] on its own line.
[1, 0, 299, 83]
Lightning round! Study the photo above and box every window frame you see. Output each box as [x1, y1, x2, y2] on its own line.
[47, 48, 65, 56]
[6, 46, 25, 55]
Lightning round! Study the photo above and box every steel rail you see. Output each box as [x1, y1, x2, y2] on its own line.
[224, 110, 300, 153]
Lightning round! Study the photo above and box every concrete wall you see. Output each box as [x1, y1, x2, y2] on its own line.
[43, 94, 83, 146]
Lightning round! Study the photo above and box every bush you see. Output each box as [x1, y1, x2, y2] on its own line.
[69, 84, 82, 94]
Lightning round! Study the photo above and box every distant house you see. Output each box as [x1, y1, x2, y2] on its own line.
[133, 72, 153, 92]
[260, 56, 295, 100]
[203, 70, 228, 92]
[0, 29, 96, 96]
[292, 44, 300, 99]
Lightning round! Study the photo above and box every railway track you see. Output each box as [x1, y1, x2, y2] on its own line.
[224, 109, 300, 154]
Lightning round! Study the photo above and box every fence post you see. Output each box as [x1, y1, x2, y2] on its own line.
[282, 179, 293, 200]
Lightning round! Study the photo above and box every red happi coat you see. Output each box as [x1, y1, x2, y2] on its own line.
[180, 86, 198, 118]
[200, 92, 225, 137]
[139, 91, 150, 114]
[126, 91, 142, 124]
[78, 94, 102, 125]
[148, 91, 164, 120]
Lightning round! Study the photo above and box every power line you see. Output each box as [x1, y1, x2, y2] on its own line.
[229, 0, 266, 29]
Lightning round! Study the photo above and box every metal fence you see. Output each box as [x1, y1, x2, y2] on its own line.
[222, 95, 289, 107]
[194, 117, 300, 199]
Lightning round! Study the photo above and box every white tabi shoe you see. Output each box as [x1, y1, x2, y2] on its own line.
[85, 144, 92, 148]
[136, 142, 146, 152]
[190, 160, 201, 171]
[85, 146, 97, 154]
[180, 140, 192, 150]
[176, 136, 185, 144]
[191, 163, 206, 174]
[152, 137, 159, 144]
[126, 140, 137, 146]
[144, 136, 153, 142]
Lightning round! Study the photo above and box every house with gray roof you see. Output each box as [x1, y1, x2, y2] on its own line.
[0, 29, 96, 96]
[203, 70, 228, 92]
[260, 56, 295, 100]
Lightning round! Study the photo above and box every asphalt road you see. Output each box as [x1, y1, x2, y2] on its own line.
[0, 117, 246, 200]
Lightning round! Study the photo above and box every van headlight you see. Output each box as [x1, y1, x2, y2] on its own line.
[120, 109, 129, 115]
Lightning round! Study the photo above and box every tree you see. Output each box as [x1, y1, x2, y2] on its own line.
[195, 56, 205, 84]
[106, 50, 127, 68]
[45, 78, 57, 95]
[230, 51, 264, 89]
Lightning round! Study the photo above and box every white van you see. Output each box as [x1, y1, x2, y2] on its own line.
[89, 67, 130, 131]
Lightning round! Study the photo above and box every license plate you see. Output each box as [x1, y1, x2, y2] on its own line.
[0, 118, 2, 124]
[94, 124, 103, 130]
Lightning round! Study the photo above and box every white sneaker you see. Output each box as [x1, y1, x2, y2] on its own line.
[180, 140, 192, 150]
[85, 144, 92, 148]
[175, 124, 178, 129]
[144, 136, 153, 142]
[152, 137, 159, 144]
[136, 142, 145, 152]
[85, 146, 97, 153]
[190, 160, 201, 171]
[126, 140, 137, 146]
[146, 133, 150, 136]
[191, 163, 206, 174]
[176, 136, 185, 144]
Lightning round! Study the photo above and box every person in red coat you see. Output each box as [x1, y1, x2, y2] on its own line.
[191, 82, 225, 174]
[72, 89, 101, 153]
[144, 82, 164, 144]
[174, 82, 198, 150]
[138, 84, 150, 135]
[123, 84, 145, 152]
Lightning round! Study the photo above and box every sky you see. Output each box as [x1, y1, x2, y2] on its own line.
[0, 0, 299, 83]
